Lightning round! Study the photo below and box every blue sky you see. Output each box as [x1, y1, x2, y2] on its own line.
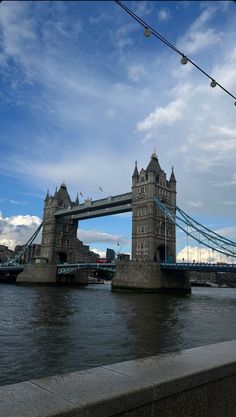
[1, 0, 236, 260]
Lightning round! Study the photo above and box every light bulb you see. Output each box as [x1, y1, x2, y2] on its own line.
[210, 79, 217, 88]
[144, 27, 151, 37]
[181, 55, 188, 65]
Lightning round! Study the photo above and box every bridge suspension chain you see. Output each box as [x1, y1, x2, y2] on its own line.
[154, 197, 236, 259]
[4, 222, 43, 266]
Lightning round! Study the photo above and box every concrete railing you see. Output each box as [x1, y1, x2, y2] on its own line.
[1, 340, 236, 417]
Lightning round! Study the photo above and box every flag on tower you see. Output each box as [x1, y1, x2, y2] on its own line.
[80, 192, 83, 197]
[99, 186, 103, 192]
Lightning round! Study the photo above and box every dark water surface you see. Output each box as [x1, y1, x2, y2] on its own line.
[0, 284, 236, 386]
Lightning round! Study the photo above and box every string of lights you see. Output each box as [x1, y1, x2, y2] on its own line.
[114, 0, 236, 106]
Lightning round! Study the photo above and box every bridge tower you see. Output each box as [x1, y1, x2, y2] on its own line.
[131, 151, 176, 262]
[41, 183, 79, 264]
[41, 183, 98, 265]
[112, 152, 190, 292]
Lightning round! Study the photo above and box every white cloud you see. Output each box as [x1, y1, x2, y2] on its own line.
[177, 245, 234, 263]
[0, 198, 27, 206]
[78, 229, 130, 246]
[137, 99, 186, 132]
[89, 12, 111, 25]
[90, 248, 106, 258]
[158, 9, 170, 22]
[176, 6, 222, 54]
[0, 210, 130, 253]
[127, 64, 146, 82]
[133, 1, 153, 17]
[0, 212, 42, 250]
[188, 201, 204, 208]
[112, 23, 135, 50]
[220, 201, 236, 206]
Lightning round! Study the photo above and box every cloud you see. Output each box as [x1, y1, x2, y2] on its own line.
[176, 6, 222, 54]
[211, 174, 236, 188]
[78, 229, 130, 246]
[137, 98, 186, 132]
[158, 9, 170, 22]
[0, 210, 130, 254]
[133, 1, 153, 17]
[89, 12, 112, 25]
[177, 245, 235, 263]
[0, 212, 42, 250]
[0, 198, 27, 206]
[111, 23, 135, 50]
[90, 248, 106, 258]
[220, 201, 236, 206]
[188, 201, 204, 208]
[127, 64, 146, 82]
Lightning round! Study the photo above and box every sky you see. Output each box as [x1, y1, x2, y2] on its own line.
[1, 0, 236, 261]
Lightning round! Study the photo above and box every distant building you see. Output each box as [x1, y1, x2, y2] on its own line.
[117, 253, 130, 261]
[106, 248, 116, 262]
[0, 245, 14, 264]
[189, 270, 236, 287]
[15, 244, 41, 263]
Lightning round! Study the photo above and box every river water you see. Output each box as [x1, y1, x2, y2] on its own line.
[0, 283, 236, 386]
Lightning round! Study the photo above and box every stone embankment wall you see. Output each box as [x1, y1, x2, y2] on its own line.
[1, 340, 235, 417]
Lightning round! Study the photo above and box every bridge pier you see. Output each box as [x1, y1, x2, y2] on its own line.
[17, 264, 57, 284]
[112, 261, 191, 293]
[57, 269, 89, 285]
[17, 264, 89, 285]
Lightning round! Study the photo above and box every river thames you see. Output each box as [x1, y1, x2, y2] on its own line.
[0, 284, 235, 386]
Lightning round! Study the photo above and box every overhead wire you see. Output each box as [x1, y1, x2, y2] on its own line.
[114, 0, 236, 105]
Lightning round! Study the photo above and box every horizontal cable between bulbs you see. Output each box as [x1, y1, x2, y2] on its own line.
[114, 0, 236, 105]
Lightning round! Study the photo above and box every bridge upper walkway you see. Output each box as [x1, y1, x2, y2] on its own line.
[55, 192, 132, 220]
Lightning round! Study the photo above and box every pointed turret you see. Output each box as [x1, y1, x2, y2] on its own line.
[169, 166, 176, 183]
[132, 161, 139, 178]
[54, 186, 58, 198]
[44, 189, 50, 202]
[146, 150, 162, 175]
[75, 193, 79, 204]
[57, 183, 71, 206]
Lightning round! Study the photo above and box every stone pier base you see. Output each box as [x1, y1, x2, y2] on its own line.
[17, 264, 57, 284]
[17, 265, 89, 285]
[112, 261, 191, 293]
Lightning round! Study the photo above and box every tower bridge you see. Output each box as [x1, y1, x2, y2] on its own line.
[15, 151, 236, 292]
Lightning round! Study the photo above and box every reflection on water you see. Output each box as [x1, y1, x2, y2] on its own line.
[0, 284, 236, 386]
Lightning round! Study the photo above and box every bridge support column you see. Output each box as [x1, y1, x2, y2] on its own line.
[57, 269, 89, 285]
[112, 261, 191, 293]
[17, 264, 57, 284]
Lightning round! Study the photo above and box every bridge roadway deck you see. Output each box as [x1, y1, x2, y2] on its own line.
[0, 266, 23, 272]
[54, 192, 132, 220]
[57, 262, 236, 275]
[161, 262, 236, 272]
[1, 262, 236, 276]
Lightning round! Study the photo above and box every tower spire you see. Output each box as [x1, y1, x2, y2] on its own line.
[132, 160, 139, 177]
[75, 193, 79, 204]
[170, 166, 176, 183]
[44, 189, 49, 201]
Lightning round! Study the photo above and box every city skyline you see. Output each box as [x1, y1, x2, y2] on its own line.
[1, 1, 236, 260]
